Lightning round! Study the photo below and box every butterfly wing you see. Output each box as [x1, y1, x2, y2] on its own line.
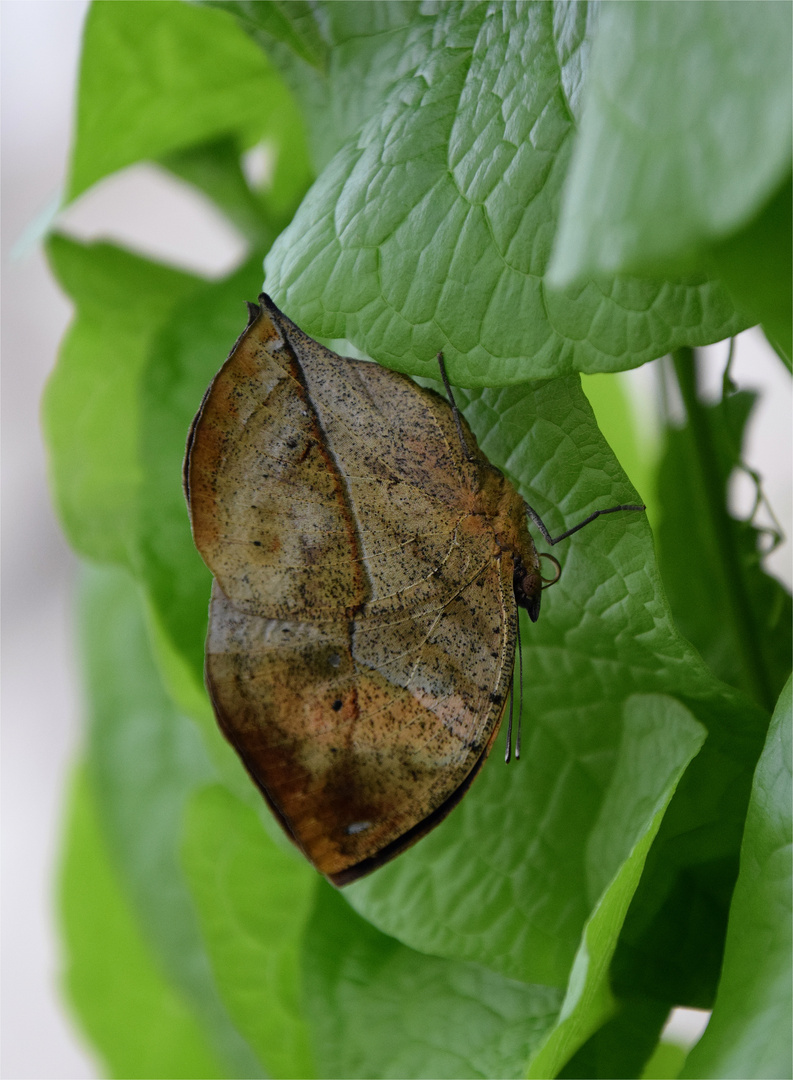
[187, 294, 530, 883]
[205, 547, 518, 884]
[185, 296, 495, 622]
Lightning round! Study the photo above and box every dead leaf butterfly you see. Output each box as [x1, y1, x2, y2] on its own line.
[183, 294, 643, 886]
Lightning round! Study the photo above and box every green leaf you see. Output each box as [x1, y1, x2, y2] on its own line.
[580, 371, 659, 527]
[181, 786, 319, 1079]
[58, 766, 228, 1080]
[260, 1, 743, 384]
[550, 1, 793, 283]
[42, 234, 200, 566]
[681, 676, 792, 1080]
[68, 0, 300, 200]
[655, 361, 792, 712]
[302, 881, 562, 1080]
[79, 563, 264, 1078]
[525, 695, 706, 1077]
[341, 375, 762, 993]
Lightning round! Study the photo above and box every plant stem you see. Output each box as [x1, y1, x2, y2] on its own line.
[671, 348, 774, 711]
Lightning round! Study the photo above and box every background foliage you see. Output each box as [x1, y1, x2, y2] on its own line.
[44, 2, 791, 1078]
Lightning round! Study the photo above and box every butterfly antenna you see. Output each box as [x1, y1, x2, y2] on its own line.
[516, 623, 524, 760]
[437, 352, 475, 462]
[524, 501, 645, 546]
[505, 670, 515, 764]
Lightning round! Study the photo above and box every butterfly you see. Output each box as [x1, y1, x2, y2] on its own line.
[184, 294, 643, 885]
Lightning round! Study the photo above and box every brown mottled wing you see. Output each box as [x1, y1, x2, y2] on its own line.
[205, 550, 518, 884]
[185, 296, 494, 621]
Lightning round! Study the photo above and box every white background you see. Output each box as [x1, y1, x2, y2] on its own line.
[1, 3, 789, 1078]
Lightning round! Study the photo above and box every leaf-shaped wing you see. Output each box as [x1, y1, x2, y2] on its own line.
[185, 296, 499, 621]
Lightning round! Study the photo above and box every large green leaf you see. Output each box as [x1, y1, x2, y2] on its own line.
[46, 6, 787, 1075]
[79, 563, 264, 1078]
[253, 1, 743, 383]
[42, 235, 200, 566]
[302, 881, 562, 1079]
[550, 1, 792, 280]
[341, 375, 766, 993]
[67, 0, 302, 201]
[682, 677, 792, 1080]
[58, 767, 227, 1080]
[121, 262, 767, 1009]
[548, 2, 793, 361]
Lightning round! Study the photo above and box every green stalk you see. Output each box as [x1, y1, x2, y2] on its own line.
[671, 348, 774, 711]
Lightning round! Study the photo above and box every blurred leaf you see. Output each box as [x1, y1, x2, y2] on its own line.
[682, 677, 792, 1080]
[710, 174, 793, 368]
[43, 235, 200, 566]
[525, 695, 706, 1077]
[550, 1, 792, 283]
[302, 881, 562, 1079]
[255, 1, 743, 384]
[58, 766, 228, 1080]
[655, 359, 792, 711]
[161, 137, 279, 249]
[181, 787, 318, 1079]
[159, 127, 313, 247]
[641, 1040, 688, 1080]
[79, 563, 265, 1077]
[67, 0, 301, 200]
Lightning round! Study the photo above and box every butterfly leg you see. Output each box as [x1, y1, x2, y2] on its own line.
[437, 352, 476, 462]
[504, 672, 515, 764]
[504, 622, 525, 763]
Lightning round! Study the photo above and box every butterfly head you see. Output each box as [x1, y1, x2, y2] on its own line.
[513, 558, 543, 622]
